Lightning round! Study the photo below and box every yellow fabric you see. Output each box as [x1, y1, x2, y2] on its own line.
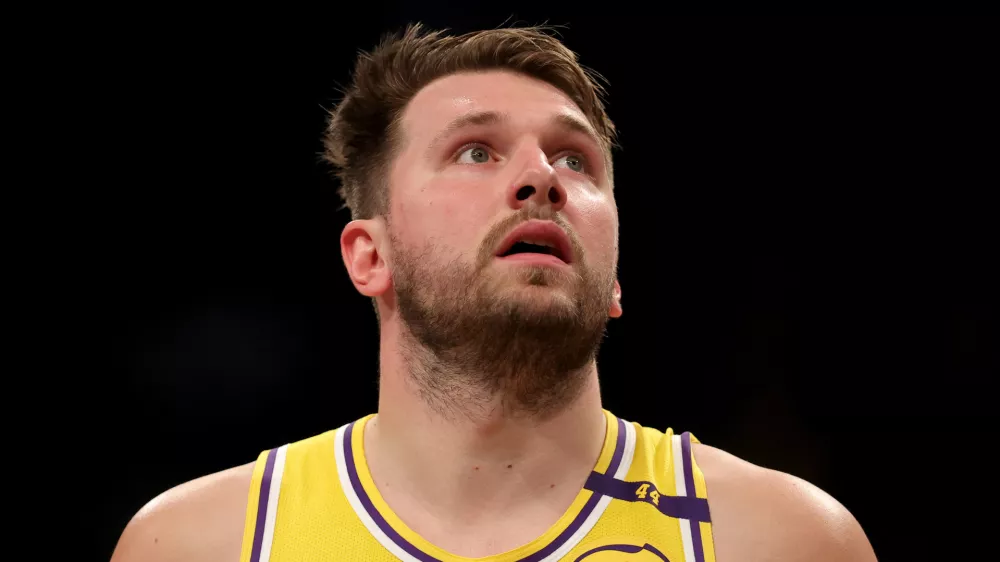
[239, 449, 271, 562]
[240, 409, 716, 561]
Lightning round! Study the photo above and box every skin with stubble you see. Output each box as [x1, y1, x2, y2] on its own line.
[110, 68, 878, 562]
[379, 69, 621, 425]
[344, 70, 622, 550]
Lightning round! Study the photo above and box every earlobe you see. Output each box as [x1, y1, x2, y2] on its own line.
[340, 219, 392, 297]
[609, 279, 622, 318]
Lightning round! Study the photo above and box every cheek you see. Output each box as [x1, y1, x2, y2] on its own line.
[574, 195, 619, 262]
[397, 184, 493, 255]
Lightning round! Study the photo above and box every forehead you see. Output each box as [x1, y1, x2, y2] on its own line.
[399, 70, 589, 143]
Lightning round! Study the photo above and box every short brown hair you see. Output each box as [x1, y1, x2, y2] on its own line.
[322, 22, 618, 223]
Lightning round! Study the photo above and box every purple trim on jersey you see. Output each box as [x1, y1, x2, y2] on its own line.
[607, 417, 627, 477]
[343, 421, 442, 561]
[582, 471, 711, 522]
[643, 542, 670, 561]
[510, 417, 628, 562]
[681, 432, 707, 562]
[249, 448, 277, 562]
[573, 542, 670, 561]
[344, 416, 627, 562]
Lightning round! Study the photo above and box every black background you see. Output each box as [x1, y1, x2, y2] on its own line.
[66, 9, 995, 561]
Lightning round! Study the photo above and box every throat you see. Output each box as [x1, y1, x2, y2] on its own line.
[361, 403, 609, 555]
[373, 464, 580, 558]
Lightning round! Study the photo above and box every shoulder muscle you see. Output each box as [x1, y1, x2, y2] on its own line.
[693, 443, 877, 562]
[110, 461, 255, 562]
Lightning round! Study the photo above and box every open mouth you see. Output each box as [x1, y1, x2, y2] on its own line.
[494, 220, 574, 265]
[499, 241, 565, 261]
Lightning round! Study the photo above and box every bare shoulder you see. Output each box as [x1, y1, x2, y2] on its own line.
[692, 443, 878, 562]
[110, 461, 256, 562]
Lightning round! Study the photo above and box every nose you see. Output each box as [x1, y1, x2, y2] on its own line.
[506, 148, 568, 214]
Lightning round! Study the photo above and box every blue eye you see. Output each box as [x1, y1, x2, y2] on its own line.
[554, 154, 585, 173]
[457, 146, 491, 164]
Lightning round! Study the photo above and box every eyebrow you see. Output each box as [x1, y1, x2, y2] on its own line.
[550, 113, 603, 152]
[427, 110, 603, 154]
[428, 110, 509, 152]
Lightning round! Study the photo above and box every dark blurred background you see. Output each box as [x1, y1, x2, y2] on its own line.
[65, 9, 995, 561]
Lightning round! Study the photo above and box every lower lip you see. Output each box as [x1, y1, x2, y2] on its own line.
[496, 253, 569, 267]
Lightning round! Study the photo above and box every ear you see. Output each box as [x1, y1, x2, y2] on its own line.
[340, 219, 392, 298]
[608, 279, 622, 318]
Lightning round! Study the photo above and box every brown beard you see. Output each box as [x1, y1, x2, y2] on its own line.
[387, 207, 617, 424]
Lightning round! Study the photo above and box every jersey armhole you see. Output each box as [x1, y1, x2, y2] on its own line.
[239, 450, 273, 562]
[684, 433, 718, 562]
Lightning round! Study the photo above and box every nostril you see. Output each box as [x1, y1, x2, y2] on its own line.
[516, 185, 535, 200]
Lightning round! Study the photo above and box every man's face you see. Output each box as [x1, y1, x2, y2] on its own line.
[382, 69, 621, 416]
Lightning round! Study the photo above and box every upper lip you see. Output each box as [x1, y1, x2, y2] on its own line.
[495, 220, 573, 264]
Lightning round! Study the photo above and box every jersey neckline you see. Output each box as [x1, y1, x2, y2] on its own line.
[333, 409, 637, 562]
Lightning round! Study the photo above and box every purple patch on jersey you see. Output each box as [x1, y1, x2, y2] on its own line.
[582, 472, 711, 522]
[680, 432, 706, 562]
[344, 416, 628, 562]
[574, 542, 670, 561]
[249, 448, 277, 562]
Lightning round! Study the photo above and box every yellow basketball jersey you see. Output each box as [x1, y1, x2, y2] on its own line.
[239, 409, 716, 561]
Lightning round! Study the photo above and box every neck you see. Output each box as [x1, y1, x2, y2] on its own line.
[364, 320, 609, 527]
